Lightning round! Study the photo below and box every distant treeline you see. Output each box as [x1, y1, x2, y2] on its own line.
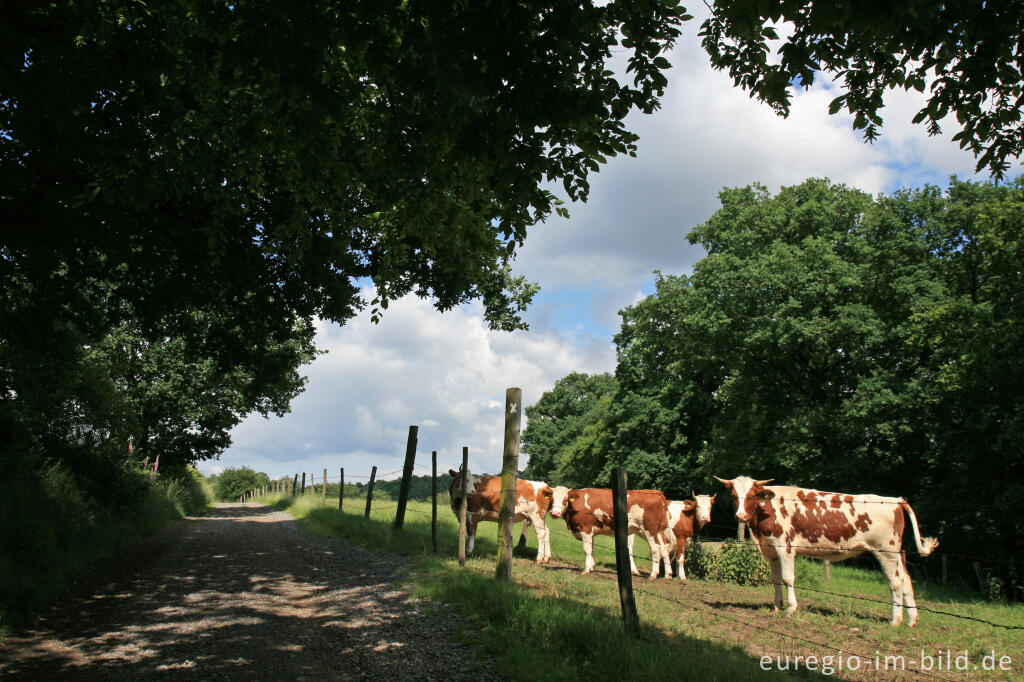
[213, 469, 456, 504]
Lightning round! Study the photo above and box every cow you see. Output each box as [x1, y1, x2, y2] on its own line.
[631, 493, 716, 580]
[714, 475, 939, 627]
[549, 486, 675, 580]
[448, 468, 553, 564]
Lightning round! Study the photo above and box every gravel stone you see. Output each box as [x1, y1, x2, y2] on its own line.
[1, 503, 502, 680]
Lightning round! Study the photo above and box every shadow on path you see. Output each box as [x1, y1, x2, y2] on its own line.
[1, 503, 483, 680]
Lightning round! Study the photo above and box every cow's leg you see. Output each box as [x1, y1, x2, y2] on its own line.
[769, 557, 784, 611]
[529, 514, 549, 564]
[642, 533, 670, 580]
[658, 533, 673, 579]
[581, 532, 596, 574]
[901, 554, 919, 627]
[676, 539, 686, 581]
[626, 534, 640, 576]
[779, 550, 798, 616]
[517, 519, 530, 553]
[873, 550, 906, 626]
[466, 516, 478, 556]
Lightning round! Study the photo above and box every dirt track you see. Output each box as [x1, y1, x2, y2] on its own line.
[0, 503, 498, 680]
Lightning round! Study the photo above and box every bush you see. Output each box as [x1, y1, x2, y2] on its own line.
[0, 461, 210, 627]
[685, 539, 771, 585]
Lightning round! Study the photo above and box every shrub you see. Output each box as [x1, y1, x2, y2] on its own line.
[686, 539, 771, 585]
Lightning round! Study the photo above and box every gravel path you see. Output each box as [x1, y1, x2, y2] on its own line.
[1, 503, 500, 680]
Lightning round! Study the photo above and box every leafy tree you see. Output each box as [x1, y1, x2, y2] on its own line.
[214, 467, 270, 502]
[543, 177, 1024, 561]
[97, 312, 318, 473]
[2, 0, 686, 337]
[521, 372, 617, 482]
[700, 0, 1024, 176]
[0, 2, 685, 515]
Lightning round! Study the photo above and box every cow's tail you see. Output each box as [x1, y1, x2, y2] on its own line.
[900, 500, 939, 556]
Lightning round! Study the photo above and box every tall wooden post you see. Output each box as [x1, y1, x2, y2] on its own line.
[322, 468, 328, 504]
[431, 450, 438, 553]
[458, 447, 469, 566]
[496, 387, 522, 581]
[339, 468, 344, 510]
[823, 560, 831, 583]
[394, 425, 419, 530]
[300, 472, 306, 495]
[737, 522, 746, 541]
[291, 474, 298, 496]
[364, 466, 377, 519]
[611, 467, 640, 634]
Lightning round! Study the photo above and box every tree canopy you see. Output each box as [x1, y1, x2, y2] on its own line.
[532, 176, 1024, 562]
[0, 1, 685, 488]
[521, 371, 618, 484]
[700, 0, 1024, 176]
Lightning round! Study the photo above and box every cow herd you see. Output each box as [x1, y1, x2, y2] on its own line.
[449, 469, 939, 627]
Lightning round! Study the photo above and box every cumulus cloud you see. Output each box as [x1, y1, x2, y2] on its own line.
[205, 290, 615, 479]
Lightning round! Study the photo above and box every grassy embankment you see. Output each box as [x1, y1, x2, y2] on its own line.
[264, 492, 1024, 681]
[0, 464, 213, 635]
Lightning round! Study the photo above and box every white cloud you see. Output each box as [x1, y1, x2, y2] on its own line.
[516, 19, 986, 332]
[205, 289, 614, 480]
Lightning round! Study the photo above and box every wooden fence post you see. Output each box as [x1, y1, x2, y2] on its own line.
[321, 468, 327, 504]
[823, 560, 831, 583]
[292, 474, 298, 496]
[496, 387, 522, 581]
[612, 467, 640, 635]
[364, 465, 377, 519]
[300, 472, 306, 495]
[974, 561, 986, 593]
[942, 555, 948, 585]
[339, 468, 344, 510]
[458, 446, 469, 566]
[394, 425, 419, 530]
[431, 450, 438, 554]
[737, 522, 746, 541]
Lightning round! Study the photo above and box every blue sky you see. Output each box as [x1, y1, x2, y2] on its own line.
[199, 16, 998, 483]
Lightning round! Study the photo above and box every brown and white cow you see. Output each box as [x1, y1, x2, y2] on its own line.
[634, 493, 716, 580]
[448, 469, 553, 563]
[714, 475, 939, 626]
[549, 487, 675, 580]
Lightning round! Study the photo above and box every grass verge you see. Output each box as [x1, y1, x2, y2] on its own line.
[0, 464, 212, 636]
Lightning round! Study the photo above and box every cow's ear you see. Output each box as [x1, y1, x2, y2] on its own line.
[712, 475, 733, 489]
[756, 489, 775, 500]
[449, 469, 459, 477]
[683, 500, 697, 511]
[711, 494, 717, 503]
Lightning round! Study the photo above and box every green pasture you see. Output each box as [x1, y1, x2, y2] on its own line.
[264, 492, 1024, 681]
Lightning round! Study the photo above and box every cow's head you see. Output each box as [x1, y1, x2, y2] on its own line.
[548, 486, 570, 518]
[448, 467, 480, 511]
[691, 492, 716, 529]
[713, 475, 774, 523]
